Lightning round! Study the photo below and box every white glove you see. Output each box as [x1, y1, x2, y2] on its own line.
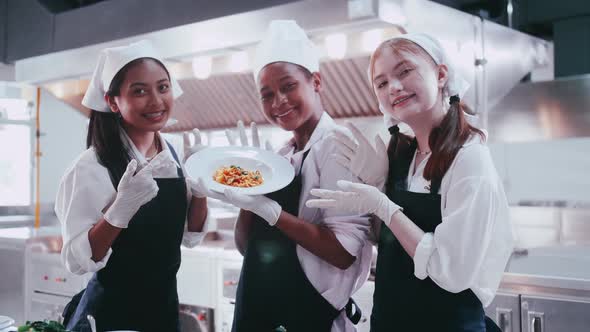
[225, 120, 273, 150]
[104, 159, 159, 228]
[306, 180, 401, 224]
[332, 122, 389, 190]
[183, 128, 206, 163]
[187, 177, 226, 200]
[223, 189, 282, 226]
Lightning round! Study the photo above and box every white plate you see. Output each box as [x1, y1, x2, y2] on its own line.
[185, 146, 295, 196]
[0, 316, 14, 329]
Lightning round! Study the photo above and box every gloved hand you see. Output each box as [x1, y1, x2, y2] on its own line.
[183, 128, 206, 163]
[333, 122, 388, 190]
[187, 177, 226, 200]
[225, 120, 273, 151]
[223, 189, 282, 226]
[306, 180, 401, 223]
[104, 159, 160, 228]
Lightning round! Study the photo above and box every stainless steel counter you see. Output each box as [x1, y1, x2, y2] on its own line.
[499, 245, 590, 299]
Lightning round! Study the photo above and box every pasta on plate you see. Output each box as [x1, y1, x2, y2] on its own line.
[213, 165, 264, 188]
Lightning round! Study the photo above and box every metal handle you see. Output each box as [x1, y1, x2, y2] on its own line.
[532, 317, 541, 332]
[529, 312, 544, 332]
[496, 308, 512, 332]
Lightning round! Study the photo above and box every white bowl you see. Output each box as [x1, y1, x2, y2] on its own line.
[185, 146, 295, 196]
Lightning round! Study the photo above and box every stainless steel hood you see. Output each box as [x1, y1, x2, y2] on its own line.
[487, 74, 590, 142]
[16, 0, 550, 131]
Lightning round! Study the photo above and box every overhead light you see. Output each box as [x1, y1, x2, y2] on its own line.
[325, 33, 347, 59]
[506, 1, 514, 16]
[361, 29, 384, 53]
[229, 51, 249, 73]
[192, 56, 212, 79]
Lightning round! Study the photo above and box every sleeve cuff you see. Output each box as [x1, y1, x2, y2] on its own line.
[413, 232, 435, 280]
[70, 230, 112, 273]
[182, 210, 210, 248]
[323, 215, 371, 257]
[182, 229, 205, 248]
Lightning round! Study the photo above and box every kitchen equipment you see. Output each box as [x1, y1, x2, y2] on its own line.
[0, 226, 62, 325]
[179, 304, 214, 332]
[216, 257, 242, 332]
[24, 236, 89, 322]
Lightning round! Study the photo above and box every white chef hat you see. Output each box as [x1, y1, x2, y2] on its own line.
[368, 33, 470, 128]
[253, 20, 320, 82]
[82, 40, 183, 113]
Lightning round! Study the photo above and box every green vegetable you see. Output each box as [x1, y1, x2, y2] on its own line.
[17, 320, 72, 332]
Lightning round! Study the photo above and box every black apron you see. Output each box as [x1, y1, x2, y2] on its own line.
[370, 131, 486, 332]
[232, 151, 342, 332]
[63, 143, 187, 332]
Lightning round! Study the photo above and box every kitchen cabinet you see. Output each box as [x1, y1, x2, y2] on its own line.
[484, 292, 520, 332]
[485, 291, 590, 331]
[520, 295, 590, 332]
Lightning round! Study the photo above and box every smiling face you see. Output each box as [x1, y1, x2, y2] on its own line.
[257, 62, 322, 131]
[106, 58, 174, 133]
[370, 40, 448, 126]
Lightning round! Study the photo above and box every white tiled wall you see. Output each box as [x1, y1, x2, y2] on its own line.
[489, 138, 590, 204]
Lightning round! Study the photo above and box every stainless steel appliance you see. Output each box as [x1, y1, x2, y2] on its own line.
[24, 236, 88, 322]
[216, 258, 242, 332]
[179, 304, 214, 332]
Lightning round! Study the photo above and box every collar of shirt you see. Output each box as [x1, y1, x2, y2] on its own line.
[277, 112, 335, 172]
[406, 130, 488, 193]
[119, 129, 180, 176]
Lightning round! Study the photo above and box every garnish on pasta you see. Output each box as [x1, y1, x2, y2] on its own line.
[213, 165, 263, 187]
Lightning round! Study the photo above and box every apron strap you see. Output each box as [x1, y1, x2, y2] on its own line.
[165, 140, 184, 178]
[297, 148, 311, 176]
[387, 128, 442, 195]
[344, 297, 363, 325]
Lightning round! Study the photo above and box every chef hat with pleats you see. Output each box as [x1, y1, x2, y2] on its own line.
[82, 40, 183, 113]
[253, 20, 320, 82]
[368, 33, 470, 128]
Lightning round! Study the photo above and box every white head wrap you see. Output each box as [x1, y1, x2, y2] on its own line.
[253, 20, 320, 82]
[82, 40, 183, 112]
[368, 33, 470, 127]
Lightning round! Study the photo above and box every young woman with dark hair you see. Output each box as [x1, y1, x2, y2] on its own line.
[194, 20, 372, 332]
[307, 33, 514, 331]
[56, 40, 209, 332]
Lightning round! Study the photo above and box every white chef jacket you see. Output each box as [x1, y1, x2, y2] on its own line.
[275, 113, 373, 332]
[406, 132, 514, 307]
[55, 131, 206, 275]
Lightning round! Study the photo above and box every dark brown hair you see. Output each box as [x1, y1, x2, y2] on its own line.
[369, 38, 484, 185]
[86, 57, 170, 186]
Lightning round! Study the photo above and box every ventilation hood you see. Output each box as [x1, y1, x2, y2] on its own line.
[487, 74, 590, 142]
[16, 0, 550, 131]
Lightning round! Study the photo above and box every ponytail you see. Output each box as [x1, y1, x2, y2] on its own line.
[423, 96, 485, 185]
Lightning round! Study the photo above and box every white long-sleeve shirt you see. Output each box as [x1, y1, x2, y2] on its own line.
[55, 132, 206, 275]
[276, 113, 373, 332]
[407, 132, 514, 307]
